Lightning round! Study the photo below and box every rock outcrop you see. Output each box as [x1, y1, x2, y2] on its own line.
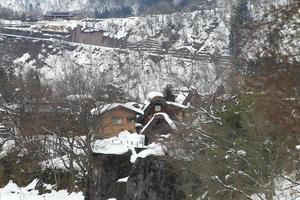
[86, 152, 132, 200]
[125, 156, 185, 200]
[86, 154, 186, 200]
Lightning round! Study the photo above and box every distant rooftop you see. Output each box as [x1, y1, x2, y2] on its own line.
[44, 11, 74, 17]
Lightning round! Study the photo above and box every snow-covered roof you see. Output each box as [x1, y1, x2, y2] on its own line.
[91, 102, 143, 115]
[66, 94, 94, 101]
[166, 101, 189, 109]
[141, 112, 177, 134]
[92, 131, 146, 155]
[175, 92, 189, 104]
[146, 91, 164, 101]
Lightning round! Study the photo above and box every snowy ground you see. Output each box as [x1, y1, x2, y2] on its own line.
[0, 180, 84, 200]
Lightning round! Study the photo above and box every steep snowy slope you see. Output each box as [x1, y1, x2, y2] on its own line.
[243, 4, 300, 63]
[0, 0, 211, 15]
[1, 10, 231, 100]
[80, 10, 229, 55]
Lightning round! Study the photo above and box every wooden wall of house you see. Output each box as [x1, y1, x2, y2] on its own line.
[142, 117, 174, 144]
[97, 109, 137, 138]
[19, 112, 86, 136]
[141, 104, 185, 125]
[140, 105, 168, 125]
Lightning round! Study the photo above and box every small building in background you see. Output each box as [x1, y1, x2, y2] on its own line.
[44, 11, 80, 20]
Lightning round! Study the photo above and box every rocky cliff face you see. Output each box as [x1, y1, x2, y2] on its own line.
[86, 152, 132, 200]
[87, 154, 185, 200]
[125, 156, 185, 200]
[0, 10, 230, 99]
[0, 0, 216, 16]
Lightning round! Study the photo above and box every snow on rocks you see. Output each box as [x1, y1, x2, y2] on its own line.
[117, 176, 129, 183]
[130, 143, 165, 163]
[296, 145, 300, 151]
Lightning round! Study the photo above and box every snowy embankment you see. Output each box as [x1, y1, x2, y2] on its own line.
[0, 179, 84, 200]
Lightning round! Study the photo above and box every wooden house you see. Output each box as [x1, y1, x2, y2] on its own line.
[140, 112, 177, 144]
[92, 103, 143, 139]
[138, 94, 187, 126]
[19, 102, 86, 137]
[137, 92, 188, 143]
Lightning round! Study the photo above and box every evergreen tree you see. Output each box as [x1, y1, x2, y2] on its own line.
[21, 12, 26, 22]
[26, 69, 41, 101]
[94, 8, 100, 18]
[163, 84, 176, 102]
[229, 0, 250, 58]
[0, 67, 8, 98]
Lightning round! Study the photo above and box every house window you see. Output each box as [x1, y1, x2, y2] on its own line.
[112, 117, 122, 125]
[155, 105, 161, 112]
[127, 116, 135, 123]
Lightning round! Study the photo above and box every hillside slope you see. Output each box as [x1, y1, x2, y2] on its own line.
[1, 10, 231, 99]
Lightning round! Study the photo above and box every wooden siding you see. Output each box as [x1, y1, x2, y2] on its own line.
[19, 112, 86, 136]
[96, 108, 137, 138]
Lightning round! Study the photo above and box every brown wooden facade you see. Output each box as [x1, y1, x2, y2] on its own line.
[19, 103, 86, 136]
[141, 113, 176, 144]
[95, 106, 140, 139]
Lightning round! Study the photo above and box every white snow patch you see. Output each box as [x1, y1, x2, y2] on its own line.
[0, 180, 84, 200]
[146, 92, 164, 101]
[91, 102, 143, 115]
[13, 53, 30, 64]
[117, 177, 128, 183]
[92, 131, 145, 155]
[0, 139, 15, 158]
[175, 93, 188, 104]
[130, 143, 164, 163]
[237, 150, 247, 157]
